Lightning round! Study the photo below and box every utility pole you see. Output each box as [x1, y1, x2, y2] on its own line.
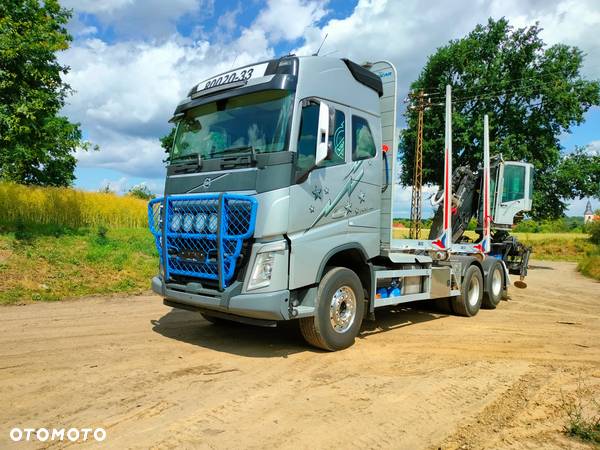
[409, 91, 426, 239]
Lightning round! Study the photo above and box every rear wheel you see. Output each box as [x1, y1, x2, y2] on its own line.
[451, 265, 483, 317]
[300, 267, 364, 351]
[482, 260, 504, 309]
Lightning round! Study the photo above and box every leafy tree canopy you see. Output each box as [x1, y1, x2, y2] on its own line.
[0, 0, 88, 186]
[400, 18, 600, 219]
[128, 184, 156, 200]
[159, 127, 176, 155]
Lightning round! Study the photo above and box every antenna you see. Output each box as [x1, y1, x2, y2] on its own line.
[230, 55, 238, 69]
[313, 33, 328, 56]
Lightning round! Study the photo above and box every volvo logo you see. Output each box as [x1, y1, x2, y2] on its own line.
[187, 173, 230, 193]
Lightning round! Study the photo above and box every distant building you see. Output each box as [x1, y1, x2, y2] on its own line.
[584, 200, 597, 224]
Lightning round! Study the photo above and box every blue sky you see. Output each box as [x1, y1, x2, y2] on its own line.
[59, 0, 599, 216]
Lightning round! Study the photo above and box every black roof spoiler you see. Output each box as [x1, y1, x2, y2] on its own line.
[342, 58, 383, 97]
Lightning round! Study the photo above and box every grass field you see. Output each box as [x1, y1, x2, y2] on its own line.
[2, 226, 595, 305]
[0, 182, 148, 229]
[578, 255, 600, 281]
[392, 229, 595, 262]
[0, 227, 157, 305]
[0, 183, 596, 304]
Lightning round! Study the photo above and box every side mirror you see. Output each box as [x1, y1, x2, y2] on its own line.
[315, 102, 330, 165]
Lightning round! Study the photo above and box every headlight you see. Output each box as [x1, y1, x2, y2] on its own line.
[194, 213, 207, 232]
[182, 213, 194, 232]
[170, 213, 182, 231]
[247, 252, 275, 290]
[207, 213, 218, 233]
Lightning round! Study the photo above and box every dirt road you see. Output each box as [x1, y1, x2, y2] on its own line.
[1, 261, 599, 449]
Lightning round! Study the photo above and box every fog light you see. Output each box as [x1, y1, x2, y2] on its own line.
[182, 213, 194, 232]
[170, 213, 182, 231]
[194, 213, 207, 232]
[207, 213, 218, 233]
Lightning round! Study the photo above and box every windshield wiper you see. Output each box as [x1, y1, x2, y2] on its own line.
[170, 153, 199, 163]
[170, 153, 202, 173]
[212, 146, 257, 169]
[210, 146, 255, 157]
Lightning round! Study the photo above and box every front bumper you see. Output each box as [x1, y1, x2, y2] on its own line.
[152, 276, 291, 321]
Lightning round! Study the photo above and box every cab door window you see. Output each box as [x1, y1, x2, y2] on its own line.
[296, 104, 319, 171]
[296, 102, 346, 172]
[352, 115, 376, 160]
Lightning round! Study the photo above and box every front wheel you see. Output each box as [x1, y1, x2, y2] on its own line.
[299, 267, 365, 351]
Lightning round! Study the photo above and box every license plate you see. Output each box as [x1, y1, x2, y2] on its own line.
[200, 62, 269, 91]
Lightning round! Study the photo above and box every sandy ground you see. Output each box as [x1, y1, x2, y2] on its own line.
[1, 260, 599, 449]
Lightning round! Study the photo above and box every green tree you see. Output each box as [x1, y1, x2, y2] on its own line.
[554, 148, 600, 200]
[400, 18, 600, 219]
[0, 0, 87, 186]
[586, 210, 600, 245]
[160, 127, 176, 155]
[128, 184, 155, 200]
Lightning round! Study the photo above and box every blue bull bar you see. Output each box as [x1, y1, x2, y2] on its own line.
[148, 193, 258, 290]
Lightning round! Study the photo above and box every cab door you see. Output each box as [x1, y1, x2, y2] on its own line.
[494, 162, 533, 226]
[288, 99, 351, 233]
[287, 99, 357, 289]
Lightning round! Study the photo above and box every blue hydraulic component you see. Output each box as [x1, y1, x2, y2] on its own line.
[388, 278, 401, 297]
[376, 288, 389, 299]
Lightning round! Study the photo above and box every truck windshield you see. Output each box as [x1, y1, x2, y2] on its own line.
[170, 90, 293, 162]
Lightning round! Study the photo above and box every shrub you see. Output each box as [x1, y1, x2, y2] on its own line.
[561, 378, 600, 445]
[128, 184, 155, 200]
[585, 210, 600, 245]
[586, 221, 600, 245]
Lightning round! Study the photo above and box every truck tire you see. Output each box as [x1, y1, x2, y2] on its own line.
[299, 267, 364, 351]
[482, 260, 504, 309]
[451, 265, 483, 317]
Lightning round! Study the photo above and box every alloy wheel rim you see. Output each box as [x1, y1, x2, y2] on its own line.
[329, 286, 357, 333]
[491, 268, 502, 297]
[468, 275, 480, 307]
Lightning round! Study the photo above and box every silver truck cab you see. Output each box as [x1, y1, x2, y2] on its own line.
[150, 56, 384, 333]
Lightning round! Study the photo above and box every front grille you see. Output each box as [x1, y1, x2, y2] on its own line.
[149, 194, 258, 289]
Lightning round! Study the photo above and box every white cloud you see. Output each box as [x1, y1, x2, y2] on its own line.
[76, 131, 168, 179]
[294, 0, 600, 122]
[64, 0, 135, 14]
[392, 184, 438, 218]
[62, 0, 600, 194]
[63, 0, 213, 39]
[490, 0, 600, 78]
[62, 33, 275, 178]
[256, 0, 328, 42]
[99, 176, 129, 194]
[61, 4, 281, 181]
[585, 140, 600, 155]
[217, 4, 242, 35]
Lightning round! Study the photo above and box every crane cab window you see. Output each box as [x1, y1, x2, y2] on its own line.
[502, 164, 526, 202]
[352, 116, 376, 160]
